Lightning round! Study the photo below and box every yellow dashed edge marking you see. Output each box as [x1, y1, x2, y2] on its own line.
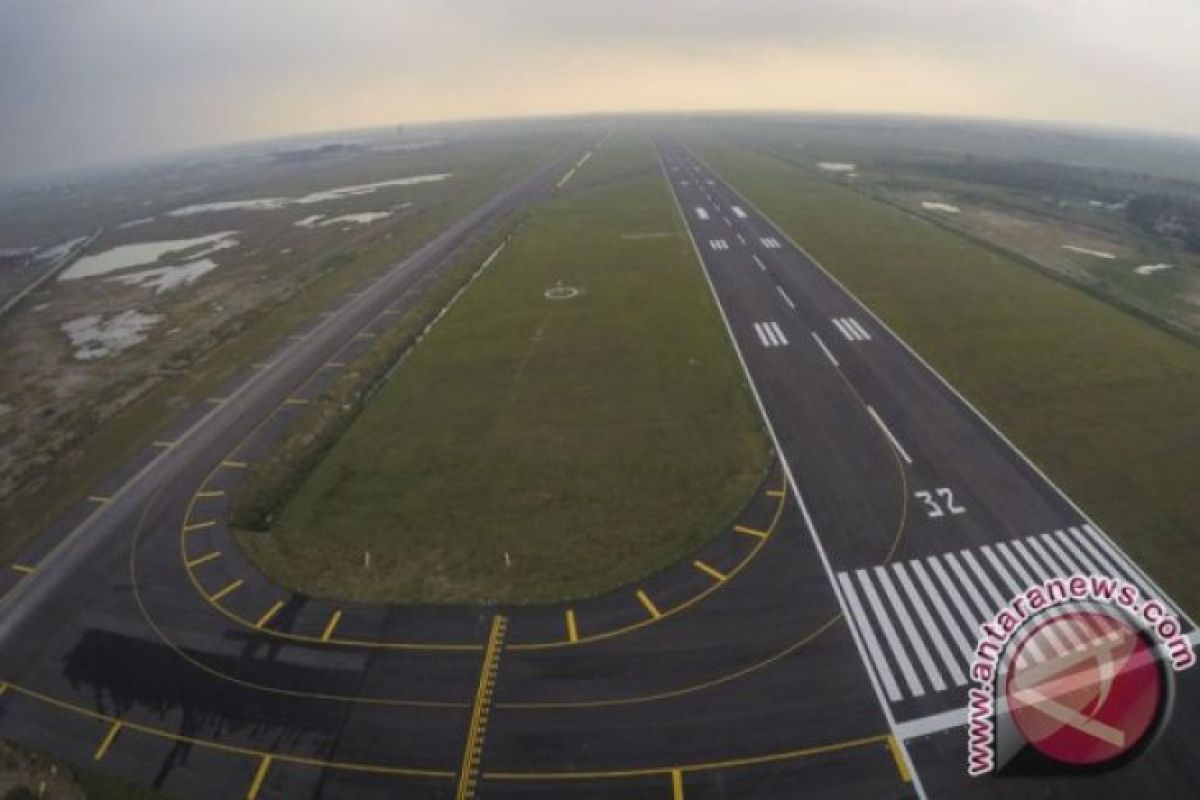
[693, 560, 727, 582]
[247, 754, 272, 800]
[211, 579, 244, 602]
[321, 610, 343, 642]
[255, 600, 286, 630]
[93, 720, 122, 761]
[733, 525, 766, 539]
[635, 590, 661, 619]
[887, 735, 911, 782]
[186, 551, 222, 569]
[11, 564, 36, 575]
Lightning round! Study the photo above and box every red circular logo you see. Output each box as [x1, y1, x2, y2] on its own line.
[1005, 609, 1164, 767]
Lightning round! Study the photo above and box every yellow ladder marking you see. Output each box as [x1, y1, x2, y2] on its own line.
[456, 615, 507, 800]
[356, 332, 377, 340]
[186, 551, 222, 569]
[324, 361, 346, 369]
[87, 495, 111, 504]
[93, 720, 123, 761]
[196, 490, 225, 499]
[206, 397, 227, 405]
[247, 755, 273, 799]
[733, 525, 767, 539]
[766, 488, 785, 498]
[183, 520, 216, 533]
[635, 589, 661, 619]
[210, 579, 244, 602]
[221, 460, 248, 469]
[152, 440, 175, 448]
[693, 560, 727, 582]
[321, 610, 343, 642]
[565, 609, 578, 643]
[255, 600, 285, 630]
[11, 564, 36, 575]
[284, 397, 309, 406]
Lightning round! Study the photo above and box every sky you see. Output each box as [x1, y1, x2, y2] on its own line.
[2, 0, 1199, 179]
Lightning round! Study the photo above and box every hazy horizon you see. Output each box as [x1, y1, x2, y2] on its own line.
[4, 0, 1199, 181]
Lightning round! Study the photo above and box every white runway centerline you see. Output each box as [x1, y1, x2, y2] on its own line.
[866, 405, 913, 465]
[752, 254, 767, 272]
[811, 331, 839, 367]
[776, 286, 796, 310]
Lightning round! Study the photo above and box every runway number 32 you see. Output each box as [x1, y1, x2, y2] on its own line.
[914, 488, 965, 519]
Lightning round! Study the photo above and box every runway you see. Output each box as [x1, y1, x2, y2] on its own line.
[0, 131, 1192, 798]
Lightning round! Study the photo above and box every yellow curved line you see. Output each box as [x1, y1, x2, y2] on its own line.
[181, 463, 788, 652]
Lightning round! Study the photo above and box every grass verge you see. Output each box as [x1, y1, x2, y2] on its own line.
[234, 129, 770, 604]
[692, 135, 1200, 616]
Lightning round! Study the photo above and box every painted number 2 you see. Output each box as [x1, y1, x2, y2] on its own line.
[914, 488, 966, 519]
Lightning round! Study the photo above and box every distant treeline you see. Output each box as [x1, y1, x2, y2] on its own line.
[907, 157, 1200, 253]
[1126, 194, 1200, 252]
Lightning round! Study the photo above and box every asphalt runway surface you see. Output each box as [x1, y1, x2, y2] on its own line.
[0, 131, 1194, 799]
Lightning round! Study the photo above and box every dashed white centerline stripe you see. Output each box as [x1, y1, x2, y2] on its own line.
[752, 254, 767, 272]
[866, 405, 913, 465]
[776, 286, 796, 310]
[811, 331, 839, 367]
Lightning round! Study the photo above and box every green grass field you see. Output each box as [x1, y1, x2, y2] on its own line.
[692, 135, 1200, 616]
[235, 130, 769, 604]
[0, 137, 558, 560]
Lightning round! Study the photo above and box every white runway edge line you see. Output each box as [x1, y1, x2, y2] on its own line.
[866, 405, 913, 465]
[811, 331, 839, 367]
[685, 142, 1194, 634]
[655, 146, 926, 798]
[776, 286, 796, 310]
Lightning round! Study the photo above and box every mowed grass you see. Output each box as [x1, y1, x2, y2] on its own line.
[694, 136, 1200, 616]
[236, 131, 769, 604]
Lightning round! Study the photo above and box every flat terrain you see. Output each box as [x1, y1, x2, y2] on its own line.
[0, 131, 562, 559]
[691, 134, 1200, 615]
[235, 130, 769, 604]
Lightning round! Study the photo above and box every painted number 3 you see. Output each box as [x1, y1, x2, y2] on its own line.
[914, 488, 966, 519]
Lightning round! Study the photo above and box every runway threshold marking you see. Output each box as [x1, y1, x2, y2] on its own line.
[635, 590, 661, 619]
[565, 609, 578, 643]
[210, 579, 244, 602]
[693, 560, 727, 582]
[321, 610, 343, 642]
[247, 755, 273, 800]
[92, 720, 123, 761]
[456, 615, 507, 800]
[186, 551, 222, 568]
[255, 600, 286, 629]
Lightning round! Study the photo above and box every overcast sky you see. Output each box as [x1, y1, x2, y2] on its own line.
[2, 0, 1198, 179]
